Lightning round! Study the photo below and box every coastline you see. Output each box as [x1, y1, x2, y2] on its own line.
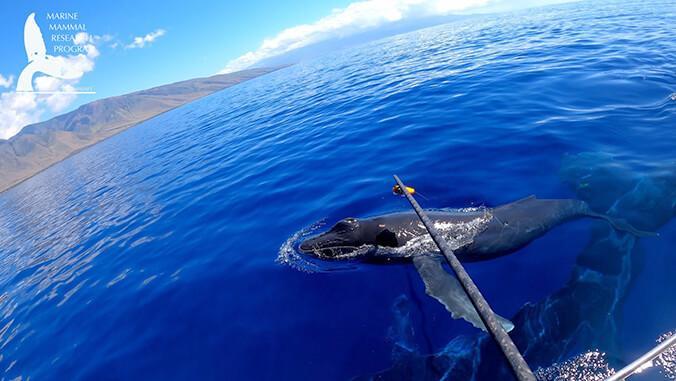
[0, 66, 285, 195]
[3, 111, 180, 195]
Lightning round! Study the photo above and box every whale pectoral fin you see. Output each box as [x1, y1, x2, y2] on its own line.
[412, 255, 514, 333]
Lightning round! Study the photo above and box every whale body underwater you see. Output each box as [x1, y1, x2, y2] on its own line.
[298, 196, 653, 332]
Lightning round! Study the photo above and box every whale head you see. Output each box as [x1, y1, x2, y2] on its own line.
[300, 218, 366, 259]
[299, 217, 404, 260]
[300, 217, 388, 259]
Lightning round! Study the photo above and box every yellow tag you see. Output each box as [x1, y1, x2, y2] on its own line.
[393, 185, 416, 195]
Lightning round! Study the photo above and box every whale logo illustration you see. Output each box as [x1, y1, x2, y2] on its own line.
[17, 13, 81, 92]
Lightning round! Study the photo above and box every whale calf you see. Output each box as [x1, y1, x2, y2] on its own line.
[299, 196, 653, 332]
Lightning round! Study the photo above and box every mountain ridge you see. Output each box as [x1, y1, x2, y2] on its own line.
[0, 67, 282, 193]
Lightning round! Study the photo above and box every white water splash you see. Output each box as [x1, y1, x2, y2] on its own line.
[276, 220, 326, 273]
[535, 350, 614, 381]
[656, 331, 676, 379]
[386, 206, 493, 258]
[536, 330, 676, 381]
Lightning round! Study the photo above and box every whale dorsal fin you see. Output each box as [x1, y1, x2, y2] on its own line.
[24, 13, 46, 62]
[412, 255, 514, 332]
[513, 195, 536, 204]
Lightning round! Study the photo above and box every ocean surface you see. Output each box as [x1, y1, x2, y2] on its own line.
[0, 0, 675, 380]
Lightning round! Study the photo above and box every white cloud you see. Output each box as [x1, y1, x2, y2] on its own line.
[0, 92, 39, 140]
[34, 77, 78, 112]
[219, 0, 495, 73]
[0, 74, 14, 89]
[0, 32, 102, 140]
[125, 29, 166, 49]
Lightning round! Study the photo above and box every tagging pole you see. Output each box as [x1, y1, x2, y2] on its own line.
[393, 175, 536, 381]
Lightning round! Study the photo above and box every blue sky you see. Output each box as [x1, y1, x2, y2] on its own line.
[0, 0, 568, 139]
[0, 0, 353, 103]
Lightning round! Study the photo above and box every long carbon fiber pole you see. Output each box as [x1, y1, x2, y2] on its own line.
[393, 175, 536, 381]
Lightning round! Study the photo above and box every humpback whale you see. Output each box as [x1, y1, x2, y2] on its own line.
[299, 196, 653, 332]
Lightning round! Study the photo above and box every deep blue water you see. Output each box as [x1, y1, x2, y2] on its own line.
[1, 1, 675, 380]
